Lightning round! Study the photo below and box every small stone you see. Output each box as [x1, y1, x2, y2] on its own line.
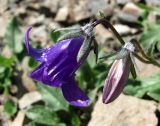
[88, 94, 158, 126]
[72, 0, 107, 21]
[95, 24, 112, 45]
[9, 85, 18, 94]
[0, 0, 8, 13]
[1, 46, 13, 58]
[116, 0, 139, 5]
[73, 1, 91, 21]
[136, 58, 160, 77]
[0, 16, 8, 38]
[9, 111, 25, 126]
[27, 15, 45, 25]
[114, 24, 137, 35]
[148, 11, 160, 24]
[118, 2, 144, 22]
[31, 25, 48, 46]
[18, 91, 42, 110]
[55, 7, 69, 21]
[95, 24, 137, 45]
[146, 0, 160, 6]
[22, 72, 37, 92]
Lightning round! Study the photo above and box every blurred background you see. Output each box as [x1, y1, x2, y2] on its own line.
[0, 0, 160, 126]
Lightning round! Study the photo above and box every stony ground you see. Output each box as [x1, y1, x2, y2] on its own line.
[0, 0, 160, 126]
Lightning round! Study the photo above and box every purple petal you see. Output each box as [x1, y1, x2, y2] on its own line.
[102, 56, 131, 104]
[61, 78, 90, 107]
[24, 27, 46, 62]
[43, 37, 84, 64]
[30, 37, 85, 87]
[29, 63, 47, 83]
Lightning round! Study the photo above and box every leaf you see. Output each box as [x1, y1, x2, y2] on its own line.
[26, 105, 59, 125]
[77, 36, 92, 62]
[124, 73, 160, 101]
[157, 41, 160, 52]
[99, 52, 117, 61]
[4, 17, 23, 53]
[50, 31, 61, 43]
[24, 122, 36, 126]
[4, 100, 17, 116]
[71, 113, 81, 126]
[37, 84, 69, 111]
[88, 87, 99, 103]
[86, 51, 97, 68]
[76, 60, 94, 89]
[147, 88, 160, 102]
[93, 39, 98, 63]
[147, 41, 156, 57]
[25, 121, 66, 126]
[139, 24, 160, 47]
[0, 56, 14, 67]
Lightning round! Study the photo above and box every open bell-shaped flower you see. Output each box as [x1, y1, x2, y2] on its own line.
[24, 26, 93, 107]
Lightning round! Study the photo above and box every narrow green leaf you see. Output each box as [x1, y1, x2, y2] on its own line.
[147, 89, 160, 102]
[50, 31, 61, 43]
[4, 100, 17, 116]
[57, 30, 82, 42]
[0, 56, 14, 67]
[139, 24, 160, 47]
[130, 62, 137, 79]
[124, 73, 160, 101]
[26, 105, 59, 125]
[93, 39, 98, 63]
[37, 84, 69, 111]
[77, 36, 92, 62]
[147, 41, 156, 57]
[24, 122, 36, 126]
[71, 113, 81, 126]
[4, 17, 23, 53]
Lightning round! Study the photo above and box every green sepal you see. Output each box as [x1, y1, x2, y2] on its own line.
[147, 41, 156, 57]
[130, 62, 137, 79]
[93, 39, 98, 63]
[54, 26, 81, 32]
[57, 30, 83, 41]
[77, 36, 92, 62]
[99, 52, 117, 60]
[99, 48, 129, 61]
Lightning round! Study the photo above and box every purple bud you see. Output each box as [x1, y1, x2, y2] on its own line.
[102, 55, 131, 104]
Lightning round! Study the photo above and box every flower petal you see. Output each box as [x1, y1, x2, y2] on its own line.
[24, 27, 46, 62]
[61, 78, 90, 107]
[103, 56, 131, 104]
[30, 37, 85, 87]
[44, 37, 84, 64]
[30, 63, 45, 82]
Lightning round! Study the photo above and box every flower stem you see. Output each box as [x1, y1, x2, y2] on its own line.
[94, 18, 160, 67]
[131, 39, 160, 67]
[94, 18, 125, 45]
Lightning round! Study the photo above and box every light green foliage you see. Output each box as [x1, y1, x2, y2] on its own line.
[71, 112, 81, 126]
[140, 24, 160, 46]
[37, 84, 69, 111]
[77, 51, 108, 103]
[4, 17, 23, 53]
[4, 100, 17, 116]
[124, 73, 160, 101]
[26, 105, 60, 125]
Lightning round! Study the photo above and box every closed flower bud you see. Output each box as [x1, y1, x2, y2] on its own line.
[103, 42, 135, 104]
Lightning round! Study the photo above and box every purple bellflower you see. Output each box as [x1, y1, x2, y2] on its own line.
[24, 26, 93, 107]
[103, 42, 135, 104]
